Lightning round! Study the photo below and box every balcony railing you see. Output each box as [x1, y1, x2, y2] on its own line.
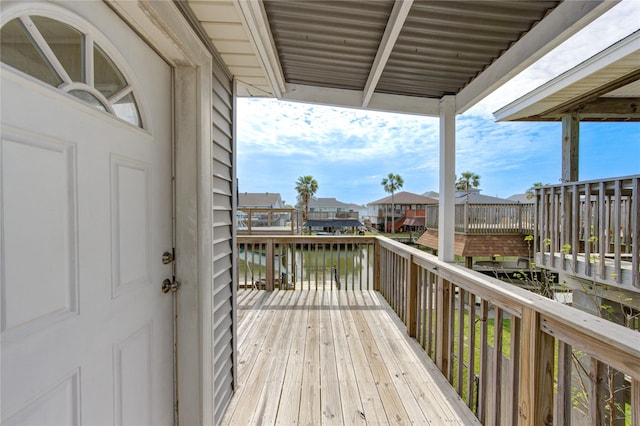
[236, 235, 640, 425]
[534, 175, 639, 288]
[237, 208, 303, 235]
[425, 203, 534, 234]
[307, 211, 360, 220]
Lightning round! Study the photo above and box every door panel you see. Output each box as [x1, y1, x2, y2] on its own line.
[1, 2, 173, 424]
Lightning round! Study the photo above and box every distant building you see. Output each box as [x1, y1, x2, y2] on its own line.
[309, 198, 367, 219]
[238, 192, 286, 209]
[367, 191, 438, 232]
[507, 193, 533, 203]
[454, 188, 519, 204]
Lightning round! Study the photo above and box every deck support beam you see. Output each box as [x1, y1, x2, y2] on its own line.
[561, 113, 579, 182]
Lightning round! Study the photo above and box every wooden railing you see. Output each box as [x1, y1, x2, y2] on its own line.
[236, 235, 640, 425]
[425, 203, 534, 234]
[307, 211, 359, 220]
[377, 237, 640, 425]
[237, 236, 376, 291]
[534, 175, 639, 288]
[237, 208, 303, 235]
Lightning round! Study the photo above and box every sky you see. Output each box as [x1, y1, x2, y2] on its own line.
[237, 0, 640, 207]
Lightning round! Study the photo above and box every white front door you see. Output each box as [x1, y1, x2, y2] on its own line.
[1, 3, 174, 424]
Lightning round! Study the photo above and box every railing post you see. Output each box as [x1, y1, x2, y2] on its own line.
[436, 277, 451, 377]
[374, 239, 381, 292]
[519, 308, 554, 426]
[265, 238, 274, 291]
[406, 255, 418, 337]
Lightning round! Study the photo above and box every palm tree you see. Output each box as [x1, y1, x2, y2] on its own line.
[295, 175, 318, 223]
[381, 173, 404, 234]
[526, 182, 544, 200]
[455, 171, 480, 192]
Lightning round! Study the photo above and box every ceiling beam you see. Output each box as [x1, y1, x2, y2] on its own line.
[456, 0, 618, 114]
[234, 0, 286, 97]
[283, 83, 441, 116]
[361, 0, 413, 108]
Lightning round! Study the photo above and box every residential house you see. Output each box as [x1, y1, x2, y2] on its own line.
[306, 198, 364, 233]
[2, 2, 635, 425]
[368, 191, 438, 232]
[238, 192, 286, 209]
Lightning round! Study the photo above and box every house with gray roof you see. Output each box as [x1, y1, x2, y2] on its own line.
[238, 192, 286, 209]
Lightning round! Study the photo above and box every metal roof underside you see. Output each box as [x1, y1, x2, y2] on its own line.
[495, 30, 640, 122]
[183, 0, 616, 116]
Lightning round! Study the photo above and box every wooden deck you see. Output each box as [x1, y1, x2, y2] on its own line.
[222, 289, 480, 425]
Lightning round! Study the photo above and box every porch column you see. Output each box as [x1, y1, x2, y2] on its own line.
[561, 113, 579, 182]
[438, 95, 456, 261]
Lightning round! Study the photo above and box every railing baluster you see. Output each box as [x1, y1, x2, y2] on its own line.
[599, 181, 607, 280]
[572, 183, 579, 274]
[508, 316, 521, 426]
[436, 277, 451, 377]
[264, 240, 271, 291]
[426, 271, 434, 358]
[490, 306, 503, 425]
[585, 183, 592, 277]
[518, 308, 554, 426]
[406, 255, 418, 338]
[466, 293, 476, 411]
[554, 341, 572, 426]
[633, 177, 639, 288]
[456, 287, 465, 395]
[477, 299, 489, 423]
[614, 180, 622, 283]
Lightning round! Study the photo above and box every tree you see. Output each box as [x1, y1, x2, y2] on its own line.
[525, 182, 545, 200]
[295, 175, 318, 223]
[381, 173, 404, 234]
[455, 171, 480, 192]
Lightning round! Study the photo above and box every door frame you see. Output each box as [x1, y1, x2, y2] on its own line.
[106, 2, 219, 424]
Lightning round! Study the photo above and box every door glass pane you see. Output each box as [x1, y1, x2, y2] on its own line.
[0, 18, 62, 86]
[31, 15, 84, 83]
[113, 92, 141, 127]
[68, 89, 107, 112]
[94, 44, 126, 98]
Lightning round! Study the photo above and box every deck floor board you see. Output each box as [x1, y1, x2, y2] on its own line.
[222, 289, 481, 425]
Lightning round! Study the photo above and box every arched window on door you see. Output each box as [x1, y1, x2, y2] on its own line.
[1, 14, 143, 128]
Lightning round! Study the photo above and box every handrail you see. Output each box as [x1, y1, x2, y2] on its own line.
[236, 235, 640, 424]
[376, 236, 640, 425]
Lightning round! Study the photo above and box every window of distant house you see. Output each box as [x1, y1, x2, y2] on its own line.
[1, 14, 142, 128]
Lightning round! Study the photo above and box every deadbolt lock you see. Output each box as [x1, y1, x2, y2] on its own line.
[162, 251, 174, 264]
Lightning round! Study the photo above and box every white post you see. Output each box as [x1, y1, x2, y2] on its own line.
[439, 95, 456, 262]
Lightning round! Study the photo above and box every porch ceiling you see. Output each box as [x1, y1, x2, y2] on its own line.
[181, 0, 615, 116]
[494, 30, 640, 122]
